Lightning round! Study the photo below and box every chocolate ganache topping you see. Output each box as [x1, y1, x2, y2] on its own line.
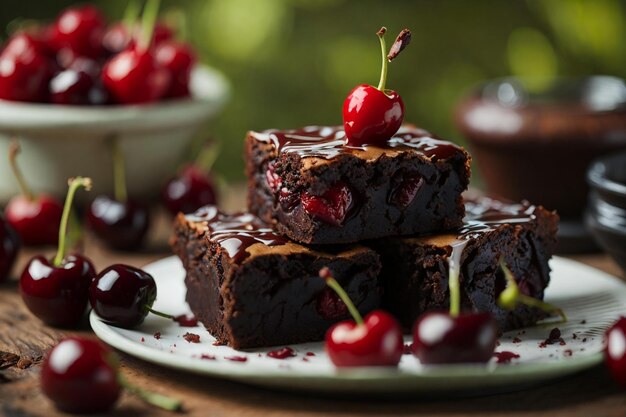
[250, 125, 463, 160]
[186, 206, 288, 264]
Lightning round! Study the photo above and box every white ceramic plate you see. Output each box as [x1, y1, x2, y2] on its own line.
[90, 256, 626, 395]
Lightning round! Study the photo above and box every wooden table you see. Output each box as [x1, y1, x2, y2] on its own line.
[1, 205, 625, 416]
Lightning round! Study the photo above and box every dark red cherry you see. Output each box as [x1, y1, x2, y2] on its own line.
[0, 216, 20, 283]
[0, 35, 52, 102]
[320, 267, 403, 367]
[389, 172, 424, 208]
[156, 41, 195, 98]
[3, 32, 50, 58]
[41, 337, 121, 413]
[50, 5, 106, 59]
[152, 22, 174, 45]
[316, 287, 348, 320]
[5, 195, 63, 246]
[343, 27, 410, 146]
[102, 47, 170, 104]
[102, 23, 133, 56]
[90, 264, 157, 328]
[412, 311, 497, 364]
[606, 317, 626, 388]
[87, 196, 150, 251]
[20, 254, 96, 327]
[49, 69, 94, 105]
[161, 165, 217, 215]
[301, 182, 353, 226]
[5, 142, 63, 246]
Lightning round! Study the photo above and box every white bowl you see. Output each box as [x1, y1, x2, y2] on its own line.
[0, 65, 229, 204]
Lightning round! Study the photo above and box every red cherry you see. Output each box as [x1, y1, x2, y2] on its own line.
[389, 172, 424, 208]
[161, 165, 217, 216]
[326, 310, 403, 367]
[41, 337, 121, 413]
[3, 32, 50, 58]
[0, 216, 20, 283]
[412, 311, 497, 364]
[152, 22, 174, 45]
[50, 5, 106, 59]
[301, 182, 354, 226]
[343, 86, 404, 146]
[102, 47, 170, 104]
[320, 267, 403, 367]
[20, 254, 96, 327]
[0, 35, 53, 102]
[87, 196, 150, 250]
[156, 41, 195, 98]
[102, 23, 133, 56]
[5, 195, 63, 246]
[90, 264, 158, 328]
[606, 317, 626, 387]
[342, 27, 411, 146]
[49, 69, 94, 105]
[5, 140, 63, 246]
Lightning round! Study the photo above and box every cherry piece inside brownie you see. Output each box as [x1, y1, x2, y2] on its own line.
[245, 125, 471, 245]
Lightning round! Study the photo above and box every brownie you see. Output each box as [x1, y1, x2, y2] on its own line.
[372, 196, 559, 332]
[246, 125, 471, 245]
[170, 205, 381, 349]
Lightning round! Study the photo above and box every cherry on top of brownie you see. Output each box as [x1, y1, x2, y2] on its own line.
[248, 125, 466, 163]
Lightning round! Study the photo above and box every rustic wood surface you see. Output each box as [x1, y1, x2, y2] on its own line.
[1, 195, 625, 416]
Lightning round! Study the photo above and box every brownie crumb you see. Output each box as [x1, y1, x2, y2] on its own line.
[200, 354, 216, 360]
[213, 340, 225, 346]
[582, 338, 588, 343]
[183, 332, 201, 343]
[154, 332, 161, 340]
[512, 337, 522, 344]
[302, 357, 309, 362]
[543, 327, 565, 346]
[580, 319, 587, 324]
[496, 340, 501, 347]
[403, 343, 414, 355]
[572, 333, 577, 339]
[564, 349, 573, 357]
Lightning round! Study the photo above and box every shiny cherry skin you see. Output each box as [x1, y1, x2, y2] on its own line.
[102, 47, 170, 104]
[343, 85, 404, 146]
[161, 165, 217, 215]
[87, 195, 150, 250]
[102, 23, 133, 56]
[41, 337, 121, 413]
[90, 264, 157, 328]
[301, 182, 353, 226]
[49, 5, 106, 59]
[156, 41, 195, 98]
[5, 195, 63, 246]
[49, 69, 94, 105]
[3, 32, 50, 58]
[19, 254, 96, 327]
[0, 35, 52, 102]
[326, 310, 403, 367]
[0, 216, 20, 283]
[412, 311, 497, 364]
[606, 317, 626, 387]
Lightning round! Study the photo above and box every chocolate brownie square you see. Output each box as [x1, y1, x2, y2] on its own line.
[372, 196, 559, 332]
[170, 206, 381, 349]
[246, 125, 471, 244]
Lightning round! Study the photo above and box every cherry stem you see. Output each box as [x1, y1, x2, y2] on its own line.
[139, 0, 161, 52]
[376, 27, 388, 92]
[194, 143, 220, 173]
[111, 138, 127, 204]
[8, 140, 34, 201]
[448, 257, 461, 318]
[498, 258, 567, 322]
[53, 177, 92, 267]
[319, 267, 364, 326]
[118, 374, 182, 411]
[145, 306, 174, 320]
[122, 0, 141, 29]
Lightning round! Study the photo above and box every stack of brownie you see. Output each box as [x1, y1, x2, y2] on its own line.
[171, 125, 558, 349]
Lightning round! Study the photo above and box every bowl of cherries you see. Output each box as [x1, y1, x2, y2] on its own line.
[0, 1, 229, 204]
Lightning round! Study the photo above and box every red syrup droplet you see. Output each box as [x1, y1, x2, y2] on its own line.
[153, 332, 161, 340]
[512, 337, 522, 343]
[267, 347, 296, 360]
[305, 352, 316, 357]
[494, 351, 520, 364]
[225, 356, 247, 363]
[200, 354, 215, 360]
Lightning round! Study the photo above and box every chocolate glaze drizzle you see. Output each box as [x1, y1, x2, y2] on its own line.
[186, 206, 288, 264]
[251, 125, 463, 160]
[447, 197, 538, 294]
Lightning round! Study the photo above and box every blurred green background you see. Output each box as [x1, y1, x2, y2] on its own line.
[2, 0, 626, 180]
